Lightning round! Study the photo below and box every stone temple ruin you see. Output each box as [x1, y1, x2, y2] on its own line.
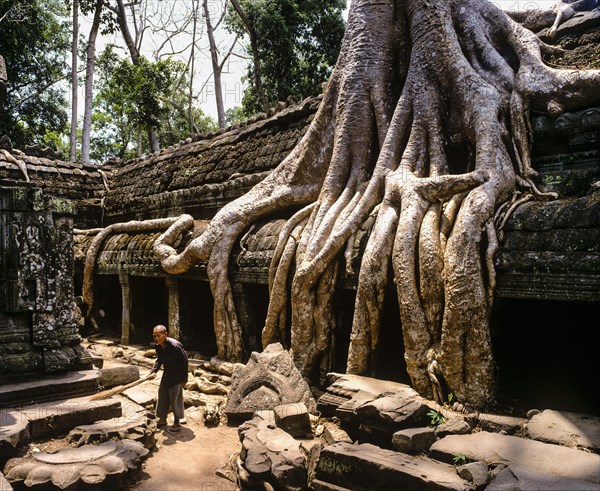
[1, 6, 600, 491]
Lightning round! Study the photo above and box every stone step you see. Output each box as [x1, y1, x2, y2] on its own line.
[0, 370, 100, 408]
[487, 465, 600, 491]
[430, 431, 600, 485]
[1, 397, 122, 467]
[312, 442, 473, 490]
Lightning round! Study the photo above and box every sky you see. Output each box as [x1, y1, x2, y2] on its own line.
[76, 0, 558, 122]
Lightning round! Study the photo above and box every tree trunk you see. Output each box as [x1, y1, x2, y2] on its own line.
[229, 0, 269, 113]
[70, 0, 79, 162]
[203, 0, 226, 129]
[152, 0, 600, 407]
[115, 0, 161, 151]
[81, 0, 103, 163]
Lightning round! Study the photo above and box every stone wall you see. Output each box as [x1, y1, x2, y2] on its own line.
[0, 184, 91, 380]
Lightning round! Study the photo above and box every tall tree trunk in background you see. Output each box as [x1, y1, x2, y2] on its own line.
[81, 0, 103, 163]
[203, 0, 226, 128]
[114, 0, 160, 152]
[70, 0, 79, 162]
[188, 0, 199, 134]
[229, 0, 269, 113]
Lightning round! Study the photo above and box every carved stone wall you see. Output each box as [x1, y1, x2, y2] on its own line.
[0, 184, 91, 379]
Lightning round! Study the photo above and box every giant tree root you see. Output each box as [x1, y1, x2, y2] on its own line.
[154, 0, 600, 407]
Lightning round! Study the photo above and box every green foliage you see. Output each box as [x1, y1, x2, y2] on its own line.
[226, 0, 345, 114]
[452, 453, 468, 466]
[0, 0, 71, 149]
[427, 409, 447, 427]
[91, 46, 216, 161]
[225, 106, 249, 126]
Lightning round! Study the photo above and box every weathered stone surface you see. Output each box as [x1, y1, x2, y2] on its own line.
[274, 403, 312, 438]
[98, 365, 139, 389]
[322, 422, 352, 445]
[0, 370, 99, 408]
[225, 343, 316, 422]
[431, 432, 600, 484]
[239, 415, 307, 491]
[457, 462, 489, 488]
[312, 442, 474, 491]
[67, 413, 156, 449]
[18, 397, 122, 440]
[0, 471, 12, 491]
[486, 465, 600, 491]
[354, 388, 430, 435]
[0, 409, 29, 467]
[122, 380, 159, 407]
[4, 440, 148, 490]
[436, 419, 472, 438]
[392, 427, 437, 454]
[527, 409, 600, 452]
[476, 413, 527, 435]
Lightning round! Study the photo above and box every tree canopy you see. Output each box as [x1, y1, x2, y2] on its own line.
[92, 46, 216, 161]
[0, 0, 71, 149]
[226, 0, 346, 115]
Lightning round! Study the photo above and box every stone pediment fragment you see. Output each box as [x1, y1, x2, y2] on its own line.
[224, 343, 316, 422]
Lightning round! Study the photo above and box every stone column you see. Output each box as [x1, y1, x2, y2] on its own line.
[166, 276, 180, 340]
[119, 273, 132, 345]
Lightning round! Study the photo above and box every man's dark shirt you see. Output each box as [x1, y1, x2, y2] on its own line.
[150, 337, 188, 388]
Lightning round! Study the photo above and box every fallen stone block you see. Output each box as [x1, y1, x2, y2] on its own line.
[122, 381, 158, 407]
[98, 365, 139, 389]
[67, 413, 156, 449]
[0, 409, 29, 467]
[457, 462, 489, 488]
[225, 343, 316, 422]
[431, 431, 600, 484]
[239, 415, 307, 490]
[0, 471, 12, 491]
[486, 465, 600, 491]
[4, 440, 148, 490]
[527, 410, 600, 452]
[274, 403, 312, 437]
[392, 427, 437, 454]
[435, 418, 471, 438]
[322, 422, 352, 445]
[312, 442, 474, 490]
[18, 397, 122, 440]
[476, 413, 526, 435]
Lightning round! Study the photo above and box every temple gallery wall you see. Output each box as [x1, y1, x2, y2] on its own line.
[1, 96, 599, 414]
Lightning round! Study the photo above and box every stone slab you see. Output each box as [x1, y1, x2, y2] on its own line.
[0, 471, 12, 491]
[477, 413, 527, 435]
[392, 427, 437, 453]
[0, 410, 29, 467]
[122, 380, 160, 407]
[18, 397, 122, 440]
[0, 370, 99, 408]
[527, 410, 600, 452]
[486, 465, 600, 491]
[313, 442, 473, 491]
[431, 431, 600, 484]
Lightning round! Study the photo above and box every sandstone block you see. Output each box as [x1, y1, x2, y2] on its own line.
[477, 413, 527, 435]
[98, 365, 139, 389]
[0, 409, 29, 467]
[487, 464, 600, 491]
[274, 403, 312, 437]
[312, 442, 473, 490]
[431, 431, 600, 484]
[527, 409, 600, 452]
[457, 462, 489, 488]
[322, 422, 353, 445]
[436, 418, 472, 438]
[392, 427, 437, 453]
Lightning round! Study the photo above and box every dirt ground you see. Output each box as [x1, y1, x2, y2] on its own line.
[84, 338, 242, 491]
[132, 406, 241, 491]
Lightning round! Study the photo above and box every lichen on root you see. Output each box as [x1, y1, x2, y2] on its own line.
[154, 0, 600, 408]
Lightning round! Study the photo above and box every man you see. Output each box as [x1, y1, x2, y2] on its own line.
[148, 325, 188, 432]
